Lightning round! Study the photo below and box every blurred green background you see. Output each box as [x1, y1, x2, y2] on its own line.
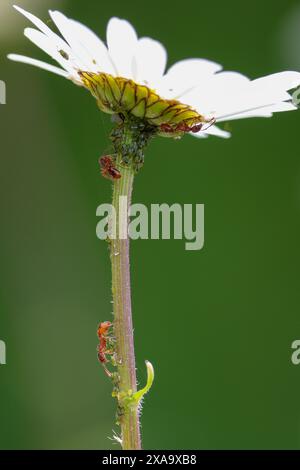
[1, 0, 300, 450]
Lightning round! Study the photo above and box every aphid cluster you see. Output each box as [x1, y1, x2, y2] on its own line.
[110, 116, 155, 171]
[97, 321, 115, 376]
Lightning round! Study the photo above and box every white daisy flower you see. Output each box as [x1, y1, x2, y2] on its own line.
[8, 5, 300, 139]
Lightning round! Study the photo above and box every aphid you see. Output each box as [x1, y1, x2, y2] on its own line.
[59, 49, 69, 60]
[97, 321, 114, 376]
[99, 155, 121, 180]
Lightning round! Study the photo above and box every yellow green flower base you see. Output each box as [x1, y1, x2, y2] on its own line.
[80, 71, 208, 137]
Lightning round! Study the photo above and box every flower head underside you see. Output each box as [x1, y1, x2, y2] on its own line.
[8, 5, 300, 139]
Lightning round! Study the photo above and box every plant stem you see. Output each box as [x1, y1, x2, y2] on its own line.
[110, 153, 141, 450]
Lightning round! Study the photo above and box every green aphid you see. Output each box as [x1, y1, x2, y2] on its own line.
[59, 49, 69, 60]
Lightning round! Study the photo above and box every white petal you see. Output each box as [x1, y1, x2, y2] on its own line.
[185, 70, 298, 120]
[192, 132, 208, 139]
[133, 37, 167, 88]
[192, 124, 231, 139]
[251, 71, 300, 92]
[217, 101, 297, 122]
[158, 58, 222, 100]
[14, 5, 76, 63]
[215, 92, 293, 121]
[24, 28, 77, 75]
[49, 10, 98, 72]
[106, 17, 138, 78]
[267, 102, 297, 112]
[213, 72, 300, 120]
[182, 71, 250, 114]
[218, 109, 272, 121]
[13, 5, 84, 76]
[7, 53, 69, 77]
[67, 19, 115, 74]
[13, 5, 56, 37]
[209, 71, 250, 92]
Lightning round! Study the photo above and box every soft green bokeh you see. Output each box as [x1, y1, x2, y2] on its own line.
[1, 0, 300, 450]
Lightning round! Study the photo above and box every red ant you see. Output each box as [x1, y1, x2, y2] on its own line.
[97, 321, 114, 376]
[99, 155, 121, 181]
[160, 117, 216, 135]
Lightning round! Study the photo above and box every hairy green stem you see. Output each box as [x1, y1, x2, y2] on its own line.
[111, 153, 141, 450]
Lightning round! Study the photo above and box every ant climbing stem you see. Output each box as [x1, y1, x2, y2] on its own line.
[97, 321, 115, 377]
